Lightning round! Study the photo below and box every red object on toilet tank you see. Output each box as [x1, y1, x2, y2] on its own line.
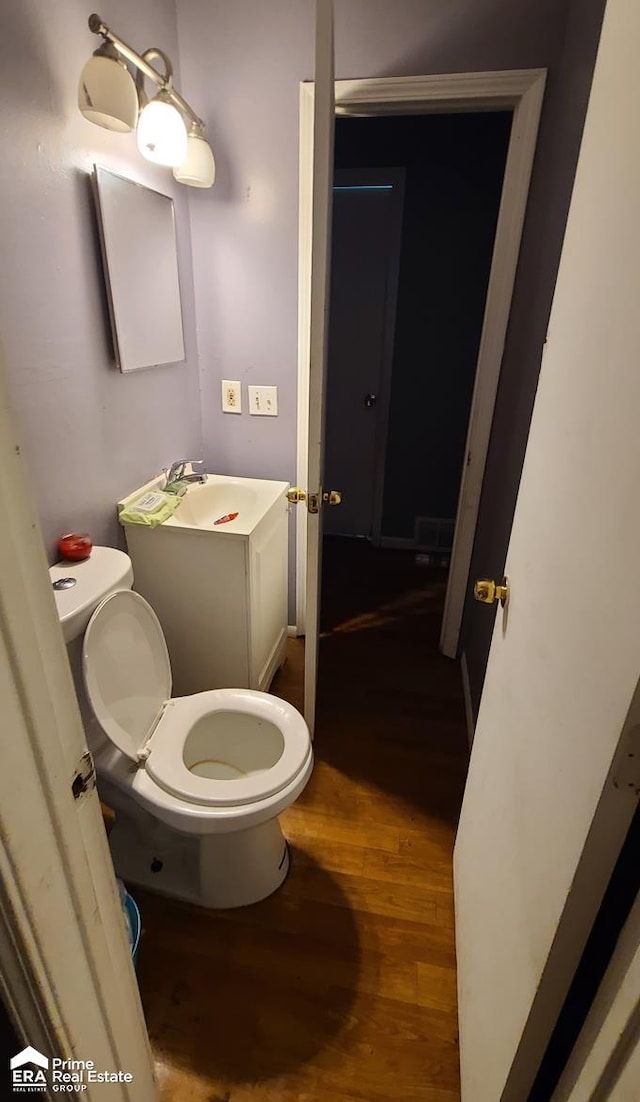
[57, 533, 93, 561]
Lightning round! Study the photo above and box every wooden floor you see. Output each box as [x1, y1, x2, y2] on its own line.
[136, 539, 470, 1102]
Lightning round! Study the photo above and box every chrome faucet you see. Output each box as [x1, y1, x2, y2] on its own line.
[163, 459, 207, 491]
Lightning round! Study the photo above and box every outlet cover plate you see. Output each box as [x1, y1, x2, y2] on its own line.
[221, 380, 241, 414]
[248, 385, 278, 416]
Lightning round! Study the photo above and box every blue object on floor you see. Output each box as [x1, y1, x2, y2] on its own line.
[123, 890, 141, 966]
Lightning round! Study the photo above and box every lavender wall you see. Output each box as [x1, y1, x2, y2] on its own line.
[0, 0, 202, 560]
[176, 0, 315, 485]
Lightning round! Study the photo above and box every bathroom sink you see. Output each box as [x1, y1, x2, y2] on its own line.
[117, 472, 290, 695]
[118, 473, 287, 536]
[167, 478, 258, 531]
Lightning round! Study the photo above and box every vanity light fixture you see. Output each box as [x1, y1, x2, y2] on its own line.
[173, 123, 216, 188]
[79, 14, 215, 187]
[78, 42, 138, 133]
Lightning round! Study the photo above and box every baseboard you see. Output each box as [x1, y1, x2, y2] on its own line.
[259, 629, 288, 692]
[460, 651, 475, 748]
[379, 536, 416, 550]
[287, 624, 300, 637]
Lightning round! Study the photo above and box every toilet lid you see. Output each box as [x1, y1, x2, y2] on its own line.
[83, 590, 172, 763]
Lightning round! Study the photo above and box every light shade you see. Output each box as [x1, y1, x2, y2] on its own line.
[173, 133, 216, 188]
[78, 53, 139, 133]
[136, 95, 188, 167]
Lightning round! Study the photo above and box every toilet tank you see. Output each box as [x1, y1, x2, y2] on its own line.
[50, 546, 133, 643]
[50, 546, 133, 749]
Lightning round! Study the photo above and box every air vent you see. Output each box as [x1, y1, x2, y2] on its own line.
[414, 516, 455, 554]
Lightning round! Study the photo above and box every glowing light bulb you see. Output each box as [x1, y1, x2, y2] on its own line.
[136, 95, 187, 167]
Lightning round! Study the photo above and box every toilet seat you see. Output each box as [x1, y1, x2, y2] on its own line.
[145, 690, 311, 807]
[83, 590, 310, 809]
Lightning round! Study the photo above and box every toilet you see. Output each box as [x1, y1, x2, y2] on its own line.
[51, 546, 313, 908]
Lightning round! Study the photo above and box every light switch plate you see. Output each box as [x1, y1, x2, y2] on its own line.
[248, 385, 278, 416]
[221, 380, 242, 413]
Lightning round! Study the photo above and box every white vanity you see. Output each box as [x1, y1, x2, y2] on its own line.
[118, 474, 289, 695]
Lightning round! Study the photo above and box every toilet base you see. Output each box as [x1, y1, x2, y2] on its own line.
[106, 799, 290, 908]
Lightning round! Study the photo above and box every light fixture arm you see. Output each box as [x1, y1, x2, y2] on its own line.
[87, 13, 205, 132]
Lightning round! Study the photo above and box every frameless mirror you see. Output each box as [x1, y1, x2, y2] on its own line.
[93, 165, 185, 372]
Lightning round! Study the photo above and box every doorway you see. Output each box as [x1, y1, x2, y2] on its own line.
[323, 166, 405, 543]
[317, 110, 512, 786]
[324, 112, 512, 561]
[295, 70, 546, 694]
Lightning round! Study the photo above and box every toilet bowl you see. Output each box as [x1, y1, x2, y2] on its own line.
[51, 547, 312, 908]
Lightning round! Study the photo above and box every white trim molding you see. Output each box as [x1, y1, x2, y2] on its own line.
[439, 70, 546, 657]
[334, 70, 546, 113]
[296, 82, 315, 636]
[460, 651, 476, 748]
[296, 70, 547, 648]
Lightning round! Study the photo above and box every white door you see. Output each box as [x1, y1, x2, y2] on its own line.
[324, 169, 404, 541]
[0, 339, 156, 1097]
[454, 1, 640, 1099]
[303, 0, 335, 728]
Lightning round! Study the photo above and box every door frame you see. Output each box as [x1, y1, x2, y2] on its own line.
[552, 891, 640, 1101]
[325, 166, 406, 546]
[295, 69, 546, 641]
[0, 336, 157, 1099]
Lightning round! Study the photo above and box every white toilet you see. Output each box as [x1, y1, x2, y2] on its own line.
[51, 546, 313, 908]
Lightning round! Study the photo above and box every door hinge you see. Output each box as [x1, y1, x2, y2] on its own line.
[72, 751, 96, 801]
[613, 726, 640, 798]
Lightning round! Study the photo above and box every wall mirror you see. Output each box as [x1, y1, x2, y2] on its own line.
[93, 165, 185, 372]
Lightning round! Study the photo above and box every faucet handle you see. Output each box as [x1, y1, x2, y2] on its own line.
[164, 458, 206, 489]
[164, 459, 187, 486]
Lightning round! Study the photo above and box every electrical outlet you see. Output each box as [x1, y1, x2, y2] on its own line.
[221, 380, 242, 414]
[248, 385, 278, 416]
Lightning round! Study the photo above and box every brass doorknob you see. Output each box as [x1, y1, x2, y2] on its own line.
[474, 577, 509, 607]
[322, 490, 342, 506]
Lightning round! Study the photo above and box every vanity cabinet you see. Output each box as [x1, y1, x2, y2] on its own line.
[120, 480, 289, 696]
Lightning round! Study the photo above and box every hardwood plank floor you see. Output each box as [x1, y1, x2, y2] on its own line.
[135, 539, 469, 1101]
